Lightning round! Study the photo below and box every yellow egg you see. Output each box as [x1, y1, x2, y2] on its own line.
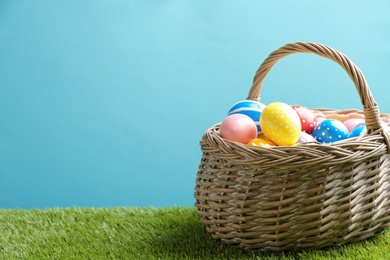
[260, 102, 301, 146]
[247, 134, 275, 147]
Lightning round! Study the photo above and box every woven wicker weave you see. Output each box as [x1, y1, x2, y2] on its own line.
[194, 42, 390, 251]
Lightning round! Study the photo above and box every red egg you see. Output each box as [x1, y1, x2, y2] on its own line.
[220, 114, 258, 144]
[291, 105, 318, 133]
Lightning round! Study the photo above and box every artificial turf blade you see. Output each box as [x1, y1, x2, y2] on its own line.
[0, 207, 389, 259]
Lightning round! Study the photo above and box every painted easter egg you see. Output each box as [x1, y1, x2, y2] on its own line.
[317, 116, 326, 125]
[343, 118, 366, 132]
[228, 100, 266, 132]
[219, 114, 258, 144]
[297, 131, 318, 143]
[382, 120, 390, 132]
[291, 105, 318, 133]
[349, 125, 367, 138]
[260, 102, 301, 146]
[312, 119, 349, 143]
[247, 133, 275, 147]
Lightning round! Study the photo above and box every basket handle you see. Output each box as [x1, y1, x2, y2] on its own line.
[247, 42, 382, 133]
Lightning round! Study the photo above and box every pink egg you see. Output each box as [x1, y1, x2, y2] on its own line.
[344, 118, 366, 132]
[317, 116, 326, 125]
[219, 114, 258, 144]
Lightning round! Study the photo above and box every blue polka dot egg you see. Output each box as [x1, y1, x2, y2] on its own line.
[349, 125, 367, 138]
[312, 119, 349, 143]
[228, 100, 266, 132]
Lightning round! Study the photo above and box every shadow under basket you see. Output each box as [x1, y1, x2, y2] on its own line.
[194, 42, 390, 252]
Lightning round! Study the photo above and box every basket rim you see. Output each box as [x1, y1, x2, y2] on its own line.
[200, 108, 390, 168]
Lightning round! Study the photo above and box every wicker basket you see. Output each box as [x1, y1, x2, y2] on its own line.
[194, 42, 390, 251]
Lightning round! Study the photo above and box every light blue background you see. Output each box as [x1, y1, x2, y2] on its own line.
[1, 1, 389, 208]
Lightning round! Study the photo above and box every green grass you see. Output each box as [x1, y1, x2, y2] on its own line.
[0, 207, 389, 259]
